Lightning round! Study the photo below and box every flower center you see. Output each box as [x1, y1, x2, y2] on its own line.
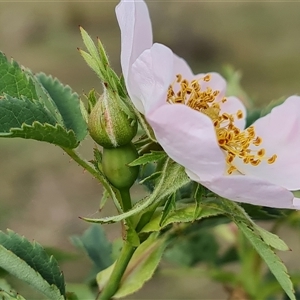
[166, 74, 277, 174]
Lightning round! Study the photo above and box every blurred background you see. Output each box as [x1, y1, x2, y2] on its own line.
[1, 0, 300, 299]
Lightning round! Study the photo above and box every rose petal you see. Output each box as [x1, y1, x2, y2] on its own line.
[128, 43, 174, 114]
[173, 53, 194, 81]
[202, 174, 295, 208]
[292, 197, 300, 209]
[235, 96, 300, 190]
[220, 96, 246, 130]
[197, 72, 227, 101]
[116, 0, 153, 82]
[147, 103, 226, 181]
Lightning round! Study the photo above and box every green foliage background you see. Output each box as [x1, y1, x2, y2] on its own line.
[1, 1, 300, 298]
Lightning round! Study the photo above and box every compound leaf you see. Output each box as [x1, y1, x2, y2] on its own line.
[0, 230, 65, 299]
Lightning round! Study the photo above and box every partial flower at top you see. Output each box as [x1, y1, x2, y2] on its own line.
[115, 0, 300, 209]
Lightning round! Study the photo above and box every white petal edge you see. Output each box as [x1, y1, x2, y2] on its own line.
[201, 174, 296, 209]
[292, 197, 300, 209]
[116, 0, 153, 83]
[173, 53, 194, 81]
[128, 43, 174, 114]
[236, 96, 300, 190]
[147, 103, 226, 181]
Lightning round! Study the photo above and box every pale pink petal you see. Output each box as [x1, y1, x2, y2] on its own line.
[128, 43, 174, 114]
[235, 96, 300, 190]
[220, 96, 247, 130]
[292, 197, 300, 209]
[197, 72, 227, 100]
[147, 103, 226, 181]
[202, 175, 295, 208]
[173, 53, 194, 81]
[116, 0, 153, 82]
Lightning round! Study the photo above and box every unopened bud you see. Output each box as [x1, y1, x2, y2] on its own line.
[88, 90, 137, 148]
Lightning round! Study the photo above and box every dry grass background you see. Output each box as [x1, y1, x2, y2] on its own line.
[1, 1, 300, 299]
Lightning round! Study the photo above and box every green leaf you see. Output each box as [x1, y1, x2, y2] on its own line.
[0, 279, 27, 300]
[65, 283, 94, 300]
[70, 225, 113, 272]
[246, 109, 261, 127]
[193, 184, 204, 220]
[0, 52, 87, 148]
[99, 189, 110, 211]
[141, 203, 221, 233]
[138, 171, 162, 185]
[237, 222, 295, 300]
[96, 233, 168, 299]
[82, 159, 190, 224]
[160, 193, 176, 226]
[253, 225, 290, 251]
[223, 64, 253, 109]
[35, 73, 87, 142]
[0, 52, 37, 100]
[260, 96, 286, 118]
[0, 94, 56, 132]
[164, 230, 219, 267]
[0, 290, 26, 300]
[0, 230, 65, 299]
[221, 200, 289, 251]
[128, 151, 166, 166]
[4, 121, 79, 148]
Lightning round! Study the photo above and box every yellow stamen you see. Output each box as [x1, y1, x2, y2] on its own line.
[166, 74, 278, 174]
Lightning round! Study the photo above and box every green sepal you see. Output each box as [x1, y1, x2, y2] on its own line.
[82, 158, 190, 224]
[159, 193, 176, 227]
[128, 151, 166, 166]
[87, 88, 98, 113]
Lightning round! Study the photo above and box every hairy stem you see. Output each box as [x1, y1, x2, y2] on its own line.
[61, 147, 112, 192]
[98, 241, 136, 300]
[119, 188, 132, 212]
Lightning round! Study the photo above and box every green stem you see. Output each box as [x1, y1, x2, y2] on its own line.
[119, 188, 132, 212]
[61, 147, 102, 180]
[99, 241, 136, 300]
[61, 146, 113, 191]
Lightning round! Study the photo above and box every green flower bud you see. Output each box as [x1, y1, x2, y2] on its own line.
[88, 90, 137, 148]
[102, 143, 139, 189]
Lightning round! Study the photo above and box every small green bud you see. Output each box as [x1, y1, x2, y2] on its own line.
[88, 90, 137, 148]
[102, 143, 139, 189]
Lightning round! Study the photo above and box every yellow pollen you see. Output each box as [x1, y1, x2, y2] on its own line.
[237, 110, 243, 119]
[253, 136, 262, 146]
[166, 74, 278, 174]
[268, 154, 277, 164]
[203, 74, 211, 82]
